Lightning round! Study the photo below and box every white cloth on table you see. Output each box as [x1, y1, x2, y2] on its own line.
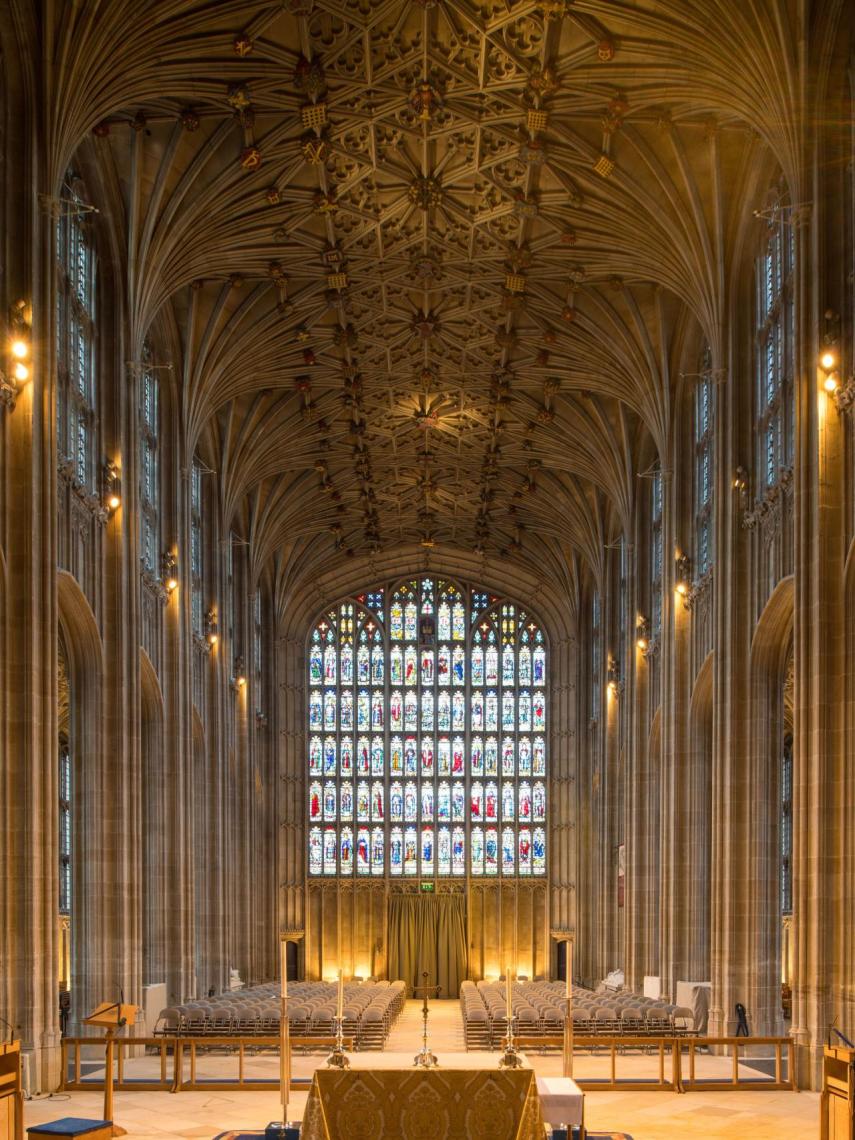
[535, 1075, 584, 1126]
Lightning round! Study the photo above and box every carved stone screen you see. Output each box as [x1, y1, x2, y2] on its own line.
[307, 576, 546, 879]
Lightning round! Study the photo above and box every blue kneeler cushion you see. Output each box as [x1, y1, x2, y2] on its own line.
[27, 1121, 112, 1136]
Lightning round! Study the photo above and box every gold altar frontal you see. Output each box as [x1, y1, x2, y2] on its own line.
[300, 1052, 544, 1140]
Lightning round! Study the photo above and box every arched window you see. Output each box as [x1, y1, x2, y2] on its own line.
[56, 173, 97, 491]
[590, 591, 601, 721]
[190, 459, 204, 637]
[650, 465, 663, 635]
[694, 354, 715, 578]
[254, 591, 264, 718]
[139, 348, 159, 576]
[307, 577, 547, 879]
[781, 733, 793, 917]
[57, 634, 71, 911]
[57, 635, 72, 1023]
[755, 199, 795, 495]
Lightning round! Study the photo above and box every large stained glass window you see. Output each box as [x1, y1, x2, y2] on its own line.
[56, 172, 97, 491]
[694, 352, 715, 578]
[307, 577, 547, 879]
[755, 197, 795, 495]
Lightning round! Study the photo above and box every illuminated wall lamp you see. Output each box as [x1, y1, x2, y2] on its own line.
[102, 459, 121, 515]
[205, 610, 219, 647]
[233, 655, 247, 692]
[636, 615, 651, 653]
[820, 310, 842, 393]
[675, 553, 692, 602]
[161, 551, 179, 593]
[819, 349, 840, 393]
[1, 302, 32, 411]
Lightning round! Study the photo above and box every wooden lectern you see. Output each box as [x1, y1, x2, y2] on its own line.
[83, 1003, 136, 1137]
[821, 1046, 855, 1140]
[0, 1041, 23, 1140]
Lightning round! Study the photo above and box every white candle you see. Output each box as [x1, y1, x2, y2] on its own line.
[505, 966, 512, 1022]
[280, 939, 289, 1119]
[336, 968, 344, 1020]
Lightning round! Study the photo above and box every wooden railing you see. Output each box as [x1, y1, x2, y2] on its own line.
[517, 1034, 796, 1093]
[678, 1036, 795, 1092]
[60, 1035, 351, 1094]
[60, 1033, 795, 1095]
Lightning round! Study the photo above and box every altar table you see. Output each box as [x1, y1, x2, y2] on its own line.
[300, 1053, 544, 1140]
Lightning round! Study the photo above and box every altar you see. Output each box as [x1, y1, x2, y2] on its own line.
[300, 1052, 544, 1140]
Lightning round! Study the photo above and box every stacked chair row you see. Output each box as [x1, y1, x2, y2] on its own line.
[155, 979, 407, 1050]
[459, 979, 695, 1050]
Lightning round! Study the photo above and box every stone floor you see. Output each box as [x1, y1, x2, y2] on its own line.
[25, 1000, 820, 1139]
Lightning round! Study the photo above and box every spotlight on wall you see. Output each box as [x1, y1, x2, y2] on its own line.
[1, 301, 32, 411]
[102, 459, 121, 515]
[205, 610, 219, 647]
[636, 615, 651, 653]
[607, 654, 621, 697]
[675, 552, 692, 601]
[233, 655, 247, 691]
[819, 348, 840, 393]
[820, 310, 841, 395]
[162, 551, 179, 593]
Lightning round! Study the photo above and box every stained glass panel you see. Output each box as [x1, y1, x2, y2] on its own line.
[307, 576, 546, 877]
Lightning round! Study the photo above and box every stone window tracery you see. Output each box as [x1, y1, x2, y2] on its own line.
[591, 591, 601, 721]
[307, 576, 546, 878]
[139, 347, 159, 577]
[694, 353, 715, 578]
[56, 173, 97, 491]
[650, 466, 663, 635]
[59, 740, 72, 915]
[755, 201, 795, 495]
[781, 733, 793, 916]
[190, 459, 205, 637]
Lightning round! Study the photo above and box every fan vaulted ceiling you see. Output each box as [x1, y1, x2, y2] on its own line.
[43, 0, 798, 595]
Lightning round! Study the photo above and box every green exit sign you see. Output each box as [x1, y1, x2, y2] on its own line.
[420, 882, 435, 893]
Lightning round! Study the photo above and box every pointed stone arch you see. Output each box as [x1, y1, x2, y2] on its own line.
[56, 569, 104, 1032]
[140, 649, 165, 991]
[743, 574, 794, 1036]
[644, 706, 662, 981]
[686, 652, 714, 983]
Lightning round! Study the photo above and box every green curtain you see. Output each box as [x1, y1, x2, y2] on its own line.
[387, 894, 468, 999]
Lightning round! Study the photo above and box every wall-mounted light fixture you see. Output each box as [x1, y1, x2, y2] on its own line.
[161, 551, 179, 593]
[636, 615, 651, 654]
[1, 301, 32, 411]
[102, 459, 121, 515]
[607, 654, 621, 697]
[675, 552, 692, 602]
[205, 609, 219, 647]
[820, 310, 841, 393]
[233, 655, 247, 692]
